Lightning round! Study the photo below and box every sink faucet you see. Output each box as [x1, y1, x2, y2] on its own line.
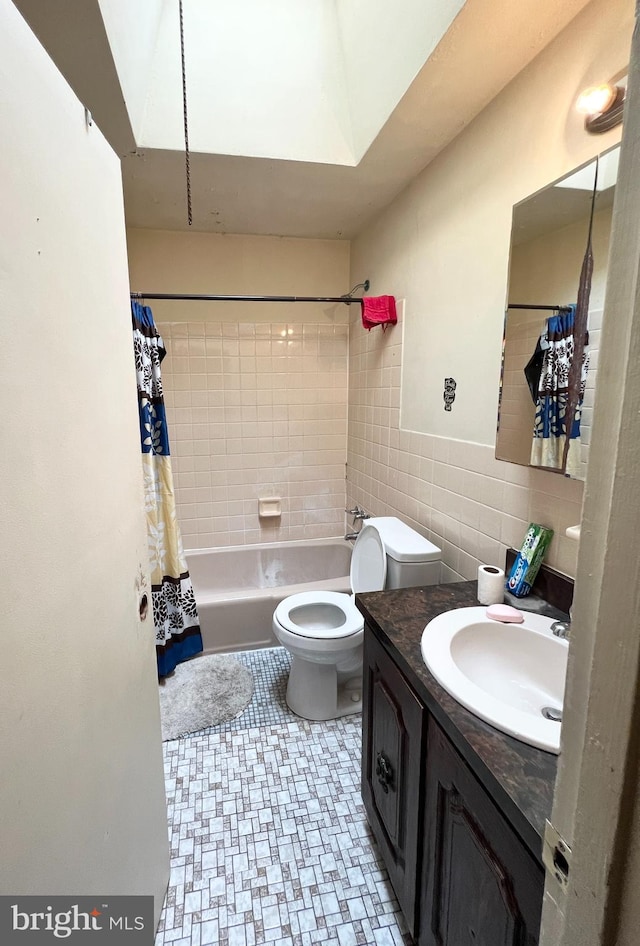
[551, 620, 570, 640]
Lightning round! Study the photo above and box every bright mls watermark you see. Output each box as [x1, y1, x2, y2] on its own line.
[0, 897, 154, 943]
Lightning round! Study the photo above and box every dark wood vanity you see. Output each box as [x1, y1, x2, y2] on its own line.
[357, 581, 559, 946]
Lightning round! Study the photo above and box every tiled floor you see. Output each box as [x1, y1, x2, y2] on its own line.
[156, 647, 411, 946]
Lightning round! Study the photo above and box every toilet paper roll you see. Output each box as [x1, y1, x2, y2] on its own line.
[477, 564, 506, 606]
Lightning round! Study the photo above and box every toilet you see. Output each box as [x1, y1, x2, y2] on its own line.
[272, 517, 442, 721]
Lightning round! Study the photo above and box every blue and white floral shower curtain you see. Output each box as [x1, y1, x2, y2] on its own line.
[530, 305, 589, 477]
[131, 301, 203, 677]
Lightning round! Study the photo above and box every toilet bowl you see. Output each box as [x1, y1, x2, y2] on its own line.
[273, 517, 442, 721]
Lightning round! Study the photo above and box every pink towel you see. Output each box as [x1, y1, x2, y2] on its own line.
[361, 295, 397, 331]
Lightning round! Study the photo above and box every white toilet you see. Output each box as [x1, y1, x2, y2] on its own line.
[272, 517, 442, 721]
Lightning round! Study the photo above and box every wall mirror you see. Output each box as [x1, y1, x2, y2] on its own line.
[495, 144, 620, 481]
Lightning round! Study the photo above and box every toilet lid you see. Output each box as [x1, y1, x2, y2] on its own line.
[350, 523, 387, 593]
[274, 591, 364, 639]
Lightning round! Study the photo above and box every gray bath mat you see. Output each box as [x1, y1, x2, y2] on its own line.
[159, 654, 254, 741]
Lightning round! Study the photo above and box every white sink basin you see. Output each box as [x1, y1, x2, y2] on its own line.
[420, 607, 568, 754]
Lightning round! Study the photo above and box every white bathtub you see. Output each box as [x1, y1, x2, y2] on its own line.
[186, 537, 352, 654]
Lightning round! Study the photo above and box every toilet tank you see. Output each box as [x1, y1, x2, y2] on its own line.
[367, 517, 442, 589]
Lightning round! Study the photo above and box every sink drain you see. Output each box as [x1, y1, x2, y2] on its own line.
[542, 706, 563, 722]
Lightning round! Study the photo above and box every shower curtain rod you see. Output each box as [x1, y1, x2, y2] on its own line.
[507, 303, 573, 311]
[131, 292, 362, 304]
[130, 281, 370, 306]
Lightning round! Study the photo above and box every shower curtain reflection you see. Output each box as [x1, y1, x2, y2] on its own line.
[530, 305, 588, 476]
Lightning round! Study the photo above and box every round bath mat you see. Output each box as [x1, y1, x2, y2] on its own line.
[159, 654, 254, 741]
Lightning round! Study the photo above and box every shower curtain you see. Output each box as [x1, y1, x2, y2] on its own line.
[131, 300, 203, 677]
[530, 305, 588, 477]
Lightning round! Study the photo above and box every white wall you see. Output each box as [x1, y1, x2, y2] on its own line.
[0, 0, 169, 923]
[348, 0, 633, 581]
[97, 0, 164, 139]
[335, 0, 466, 158]
[106, 0, 466, 166]
[127, 228, 351, 324]
[139, 0, 355, 164]
[385, 0, 628, 443]
[508, 204, 613, 325]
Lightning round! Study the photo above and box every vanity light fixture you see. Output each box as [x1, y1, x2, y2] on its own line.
[576, 81, 626, 134]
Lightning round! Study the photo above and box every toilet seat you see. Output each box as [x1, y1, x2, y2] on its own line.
[273, 524, 388, 641]
[349, 523, 387, 593]
[274, 591, 362, 639]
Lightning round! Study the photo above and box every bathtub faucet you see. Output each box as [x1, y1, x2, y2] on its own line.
[346, 504, 371, 523]
[345, 504, 370, 541]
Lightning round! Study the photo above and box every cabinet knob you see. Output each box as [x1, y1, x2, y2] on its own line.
[376, 751, 394, 793]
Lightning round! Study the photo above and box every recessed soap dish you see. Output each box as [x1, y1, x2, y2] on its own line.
[259, 497, 281, 518]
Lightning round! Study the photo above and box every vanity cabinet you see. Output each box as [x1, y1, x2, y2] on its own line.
[361, 629, 425, 937]
[362, 625, 545, 946]
[420, 720, 544, 946]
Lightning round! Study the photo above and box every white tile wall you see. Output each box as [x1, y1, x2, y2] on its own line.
[159, 321, 348, 549]
[346, 304, 584, 582]
[159, 304, 584, 579]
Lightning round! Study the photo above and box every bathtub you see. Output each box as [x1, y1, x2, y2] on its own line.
[186, 537, 352, 654]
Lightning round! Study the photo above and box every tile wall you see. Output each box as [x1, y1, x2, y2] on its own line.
[346, 305, 584, 582]
[159, 320, 349, 549]
[159, 305, 584, 577]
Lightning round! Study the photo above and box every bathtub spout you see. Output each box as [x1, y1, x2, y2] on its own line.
[345, 532, 360, 541]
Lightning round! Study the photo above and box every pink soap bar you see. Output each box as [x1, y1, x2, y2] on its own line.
[486, 604, 525, 623]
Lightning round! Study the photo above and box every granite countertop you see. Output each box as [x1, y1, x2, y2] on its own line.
[356, 580, 558, 864]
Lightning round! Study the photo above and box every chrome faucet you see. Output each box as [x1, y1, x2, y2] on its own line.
[344, 505, 370, 541]
[346, 504, 371, 522]
[551, 620, 570, 640]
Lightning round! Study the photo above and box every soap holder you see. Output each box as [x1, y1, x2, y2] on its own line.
[259, 497, 281, 519]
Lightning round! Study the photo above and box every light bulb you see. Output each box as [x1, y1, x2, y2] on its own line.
[576, 84, 617, 117]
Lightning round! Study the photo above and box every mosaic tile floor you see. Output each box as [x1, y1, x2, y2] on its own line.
[155, 647, 412, 946]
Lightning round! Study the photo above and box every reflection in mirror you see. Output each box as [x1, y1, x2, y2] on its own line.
[496, 146, 619, 481]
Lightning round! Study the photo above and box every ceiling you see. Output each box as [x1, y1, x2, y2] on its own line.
[14, 0, 592, 239]
[512, 145, 620, 246]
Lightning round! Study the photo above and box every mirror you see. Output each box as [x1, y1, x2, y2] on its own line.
[496, 145, 620, 480]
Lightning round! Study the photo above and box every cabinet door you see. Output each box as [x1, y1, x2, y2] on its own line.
[420, 720, 544, 946]
[362, 629, 425, 935]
